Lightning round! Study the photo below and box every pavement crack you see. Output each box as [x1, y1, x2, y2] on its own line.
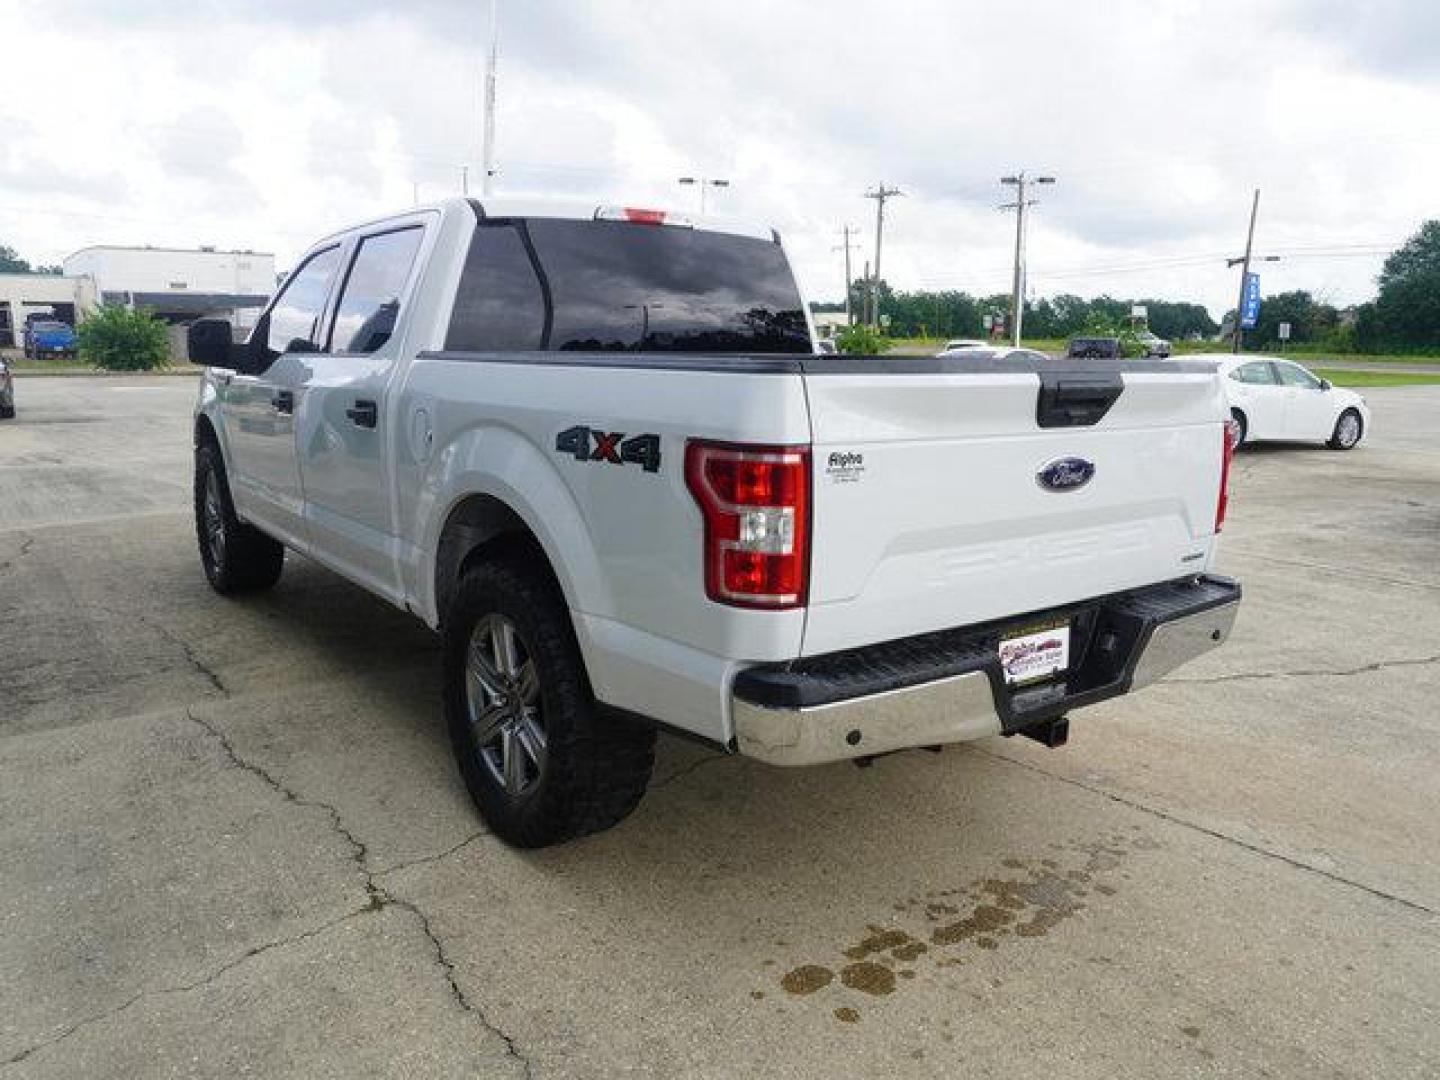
[2, 905, 377, 1067]
[384, 894, 534, 1078]
[186, 706, 376, 900]
[1165, 653, 1440, 686]
[976, 747, 1438, 918]
[374, 831, 489, 878]
[182, 707, 530, 1075]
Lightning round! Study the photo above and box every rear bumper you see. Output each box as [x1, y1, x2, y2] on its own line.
[731, 574, 1240, 766]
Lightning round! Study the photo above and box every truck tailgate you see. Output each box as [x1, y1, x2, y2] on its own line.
[800, 359, 1227, 656]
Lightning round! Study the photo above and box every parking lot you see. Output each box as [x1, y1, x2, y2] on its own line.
[2, 374, 1437, 1078]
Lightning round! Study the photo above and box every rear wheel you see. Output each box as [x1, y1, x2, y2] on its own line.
[194, 442, 285, 594]
[443, 556, 656, 848]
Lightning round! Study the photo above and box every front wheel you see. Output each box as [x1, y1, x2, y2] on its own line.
[442, 556, 655, 848]
[1328, 408, 1363, 451]
[194, 442, 285, 594]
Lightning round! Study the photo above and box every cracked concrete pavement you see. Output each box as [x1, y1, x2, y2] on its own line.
[1, 376, 1437, 1077]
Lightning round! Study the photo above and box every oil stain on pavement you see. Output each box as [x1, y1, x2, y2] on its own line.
[772, 830, 1160, 1021]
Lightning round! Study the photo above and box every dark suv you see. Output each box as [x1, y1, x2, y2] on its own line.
[1067, 336, 1123, 359]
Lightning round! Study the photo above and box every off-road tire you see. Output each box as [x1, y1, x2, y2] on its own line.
[1328, 408, 1363, 451]
[194, 442, 285, 594]
[443, 556, 656, 848]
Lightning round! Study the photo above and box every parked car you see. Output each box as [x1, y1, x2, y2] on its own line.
[0, 357, 14, 419]
[939, 338, 988, 354]
[1220, 356, 1368, 450]
[186, 197, 1240, 847]
[1135, 330, 1172, 358]
[22, 318, 78, 360]
[1066, 336, 1123, 359]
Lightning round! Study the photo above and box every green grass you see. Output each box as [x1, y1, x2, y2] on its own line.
[5, 358, 191, 376]
[1310, 368, 1440, 387]
[887, 337, 1440, 365]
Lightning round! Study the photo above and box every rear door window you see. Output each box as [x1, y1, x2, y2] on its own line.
[447, 218, 810, 354]
[445, 223, 546, 351]
[267, 246, 341, 357]
[329, 227, 425, 354]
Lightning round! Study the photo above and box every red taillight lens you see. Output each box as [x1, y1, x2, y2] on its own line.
[1216, 419, 1239, 532]
[685, 441, 811, 608]
[622, 208, 667, 225]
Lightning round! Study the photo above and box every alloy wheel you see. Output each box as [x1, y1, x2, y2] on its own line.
[204, 471, 226, 566]
[465, 613, 547, 798]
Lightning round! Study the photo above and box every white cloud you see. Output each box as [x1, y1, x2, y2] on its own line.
[0, 0, 1434, 314]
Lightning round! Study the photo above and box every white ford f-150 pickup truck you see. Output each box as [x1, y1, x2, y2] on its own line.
[187, 197, 1240, 847]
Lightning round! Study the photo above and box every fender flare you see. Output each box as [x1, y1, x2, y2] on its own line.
[412, 422, 611, 627]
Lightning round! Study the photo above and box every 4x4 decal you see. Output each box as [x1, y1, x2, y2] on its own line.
[555, 425, 662, 473]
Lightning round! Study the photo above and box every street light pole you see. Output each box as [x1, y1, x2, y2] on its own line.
[1000, 172, 1055, 347]
[677, 177, 730, 213]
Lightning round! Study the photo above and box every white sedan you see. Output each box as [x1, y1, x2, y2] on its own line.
[1219, 355, 1368, 451]
[938, 338, 989, 355]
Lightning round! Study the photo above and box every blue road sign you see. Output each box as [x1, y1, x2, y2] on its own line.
[1241, 272, 1262, 329]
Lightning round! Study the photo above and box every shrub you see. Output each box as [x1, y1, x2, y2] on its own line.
[836, 323, 891, 355]
[77, 305, 170, 371]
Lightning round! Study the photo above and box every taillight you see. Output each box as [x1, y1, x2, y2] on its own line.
[685, 441, 811, 608]
[1216, 419, 1239, 532]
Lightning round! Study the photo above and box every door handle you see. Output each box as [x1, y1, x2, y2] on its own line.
[346, 399, 379, 428]
[272, 389, 294, 414]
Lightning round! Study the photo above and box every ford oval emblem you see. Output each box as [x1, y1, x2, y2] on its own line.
[1036, 457, 1095, 492]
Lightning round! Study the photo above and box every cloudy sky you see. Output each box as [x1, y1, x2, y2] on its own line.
[1, 0, 1436, 316]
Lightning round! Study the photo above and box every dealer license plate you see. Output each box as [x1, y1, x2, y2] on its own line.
[998, 622, 1070, 686]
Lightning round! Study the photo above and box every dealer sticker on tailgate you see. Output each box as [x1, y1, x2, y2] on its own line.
[998, 622, 1071, 685]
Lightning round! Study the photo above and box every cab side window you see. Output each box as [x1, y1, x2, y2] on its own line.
[267, 246, 341, 357]
[329, 227, 425, 354]
[1231, 362, 1278, 385]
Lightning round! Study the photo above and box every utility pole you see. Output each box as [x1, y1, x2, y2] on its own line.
[861, 259, 870, 326]
[461, 165, 469, 196]
[1000, 172, 1055, 346]
[481, 0, 499, 196]
[833, 225, 858, 325]
[863, 184, 903, 327]
[1225, 189, 1279, 353]
[677, 177, 730, 213]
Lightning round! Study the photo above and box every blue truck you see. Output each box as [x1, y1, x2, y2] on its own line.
[23, 317, 78, 359]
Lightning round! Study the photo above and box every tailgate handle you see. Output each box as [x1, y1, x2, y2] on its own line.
[1036, 373, 1123, 428]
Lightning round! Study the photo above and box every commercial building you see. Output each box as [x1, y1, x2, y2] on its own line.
[62, 245, 275, 331]
[0, 273, 99, 350]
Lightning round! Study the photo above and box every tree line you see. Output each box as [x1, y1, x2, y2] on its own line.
[815, 284, 1219, 342]
[816, 219, 1440, 352]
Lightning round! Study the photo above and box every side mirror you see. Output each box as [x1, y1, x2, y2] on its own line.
[1319, 378, 1333, 391]
[188, 319, 234, 367]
